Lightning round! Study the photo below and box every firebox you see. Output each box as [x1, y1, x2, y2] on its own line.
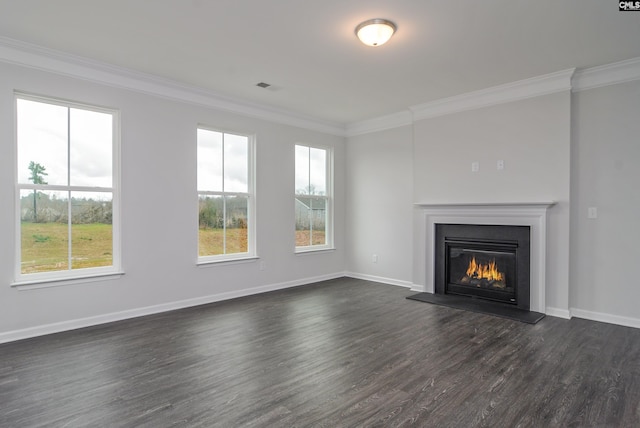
[434, 224, 531, 310]
[446, 239, 517, 304]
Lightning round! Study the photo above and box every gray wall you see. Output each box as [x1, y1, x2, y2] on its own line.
[345, 125, 414, 285]
[2, 59, 640, 340]
[345, 80, 640, 326]
[571, 80, 640, 323]
[412, 93, 571, 314]
[0, 62, 347, 340]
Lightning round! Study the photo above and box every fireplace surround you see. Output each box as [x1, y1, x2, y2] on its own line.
[413, 202, 555, 314]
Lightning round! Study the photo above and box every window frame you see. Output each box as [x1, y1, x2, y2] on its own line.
[13, 92, 122, 286]
[196, 125, 256, 264]
[294, 143, 334, 253]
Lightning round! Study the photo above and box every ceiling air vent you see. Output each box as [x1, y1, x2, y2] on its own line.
[256, 82, 271, 89]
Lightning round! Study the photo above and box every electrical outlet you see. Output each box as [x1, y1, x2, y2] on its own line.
[471, 162, 479, 172]
[372, 254, 378, 263]
[497, 160, 505, 170]
[587, 207, 598, 219]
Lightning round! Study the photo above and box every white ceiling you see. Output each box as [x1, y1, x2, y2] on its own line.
[1, 0, 639, 125]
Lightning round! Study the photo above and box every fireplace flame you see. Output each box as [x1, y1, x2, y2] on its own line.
[465, 256, 505, 283]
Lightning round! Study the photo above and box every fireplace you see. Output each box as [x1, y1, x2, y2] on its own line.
[435, 224, 531, 311]
[412, 202, 555, 317]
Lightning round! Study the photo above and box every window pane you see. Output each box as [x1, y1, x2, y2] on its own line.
[16, 96, 119, 279]
[70, 192, 113, 269]
[70, 108, 113, 187]
[197, 128, 252, 260]
[295, 197, 326, 247]
[225, 196, 248, 254]
[295, 145, 310, 194]
[309, 148, 327, 195]
[310, 197, 327, 245]
[17, 99, 68, 186]
[197, 129, 223, 192]
[199, 195, 224, 256]
[224, 134, 249, 193]
[20, 189, 69, 273]
[295, 196, 312, 246]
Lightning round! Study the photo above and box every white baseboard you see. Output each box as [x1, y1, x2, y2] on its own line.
[0, 272, 345, 344]
[410, 283, 426, 292]
[349, 275, 579, 322]
[545, 306, 572, 319]
[344, 272, 413, 289]
[8, 273, 637, 344]
[570, 308, 640, 329]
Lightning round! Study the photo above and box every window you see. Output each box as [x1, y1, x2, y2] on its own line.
[295, 144, 332, 251]
[197, 128, 254, 261]
[15, 94, 120, 283]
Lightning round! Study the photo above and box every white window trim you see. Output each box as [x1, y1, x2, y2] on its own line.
[197, 126, 256, 263]
[294, 143, 334, 253]
[11, 271, 125, 290]
[197, 256, 259, 267]
[13, 92, 122, 286]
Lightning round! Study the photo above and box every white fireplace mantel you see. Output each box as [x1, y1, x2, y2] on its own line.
[413, 202, 556, 313]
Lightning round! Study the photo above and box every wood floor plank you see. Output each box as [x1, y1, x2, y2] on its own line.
[1, 277, 640, 427]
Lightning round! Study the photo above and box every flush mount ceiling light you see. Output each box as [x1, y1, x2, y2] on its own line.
[355, 18, 397, 47]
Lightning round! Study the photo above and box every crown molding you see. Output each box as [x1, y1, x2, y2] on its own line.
[347, 69, 575, 136]
[0, 37, 346, 137]
[4, 35, 639, 139]
[350, 56, 640, 136]
[572, 56, 640, 92]
[410, 68, 575, 122]
[346, 110, 413, 137]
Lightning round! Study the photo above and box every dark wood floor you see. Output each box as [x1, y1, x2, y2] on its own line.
[2, 278, 640, 427]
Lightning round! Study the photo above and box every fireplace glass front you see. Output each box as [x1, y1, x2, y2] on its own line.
[446, 240, 517, 304]
[434, 223, 530, 310]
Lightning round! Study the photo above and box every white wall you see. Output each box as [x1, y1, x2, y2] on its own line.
[412, 93, 571, 314]
[0, 62, 346, 341]
[345, 125, 413, 286]
[571, 79, 640, 324]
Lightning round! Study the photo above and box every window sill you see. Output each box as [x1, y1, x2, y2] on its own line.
[197, 256, 259, 267]
[11, 271, 125, 290]
[295, 247, 336, 255]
